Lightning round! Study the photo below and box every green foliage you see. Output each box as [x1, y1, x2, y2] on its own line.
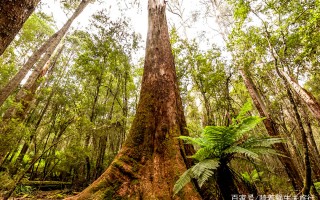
[15, 185, 34, 195]
[0, 172, 15, 191]
[170, 28, 233, 126]
[15, 12, 55, 57]
[173, 159, 219, 195]
[1, 0, 318, 197]
[174, 102, 284, 195]
[0, 9, 143, 187]
[241, 169, 263, 183]
[20, 12, 55, 43]
[0, 47, 17, 90]
[314, 182, 320, 192]
[233, 0, 250, 22]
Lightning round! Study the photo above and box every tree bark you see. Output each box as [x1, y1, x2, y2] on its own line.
[239, 68, 304, 191]
[277, 68, 312, 195]
[66, 1, 201, 199]
[300, 105, 320, 180]
[278, 69, 320, 122]
[216, 161, 239, 200]
[0, 0, 90, 108]
[0, 0, 40, 56]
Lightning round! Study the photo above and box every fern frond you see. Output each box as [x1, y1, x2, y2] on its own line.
[235, 101, 252, 121]
[203, 126, 227, 135]
[178, 136, 205, 147]
[224, 146, 259, 160]
[191, 146, 215, 161]
[203, 126, 235, 149]
[241, 137, 285, 148]
[191, 159, 220, 187]
[236, 116, 264, 135]
[173, 169, 193, 196]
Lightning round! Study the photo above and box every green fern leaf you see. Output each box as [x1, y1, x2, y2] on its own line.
[241, 137, 285, 149]
[192, 146, 215, 161]
[235, 101, 252, 121]
[173, 168, 193, 196]
[179, 136, 205, 147]
[224, 146, 259, 159]
[237, 116, 264, 135]
[191, 159, 220, 187]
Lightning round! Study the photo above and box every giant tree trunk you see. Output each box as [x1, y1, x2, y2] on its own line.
[0, 0, 90, 108]
[239, 68, 304, 191]
[67, 1, 201, 199]
[0, 0, 40, 56]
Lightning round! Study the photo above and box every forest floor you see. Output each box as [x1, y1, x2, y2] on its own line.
[1, 189, 78, 200]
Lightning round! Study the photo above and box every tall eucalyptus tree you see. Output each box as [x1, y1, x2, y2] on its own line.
[67, 0, 202, 199]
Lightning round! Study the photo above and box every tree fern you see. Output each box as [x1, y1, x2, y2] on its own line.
[174, 101, 284, 196]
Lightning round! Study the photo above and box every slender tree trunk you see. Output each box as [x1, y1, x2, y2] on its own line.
[93, 77, 120, 179]
[0, 0, 90, 108]
[300, 106, 320, 180]
[66, 1, 201, 199]
[278, 69, 320, 122]
[84, 72, 103, 183]
[93, 135, 107, 179]
[13, 89, 54, 174]
[0, 46, 63, 163]
[239, 68, 304, 191]
[41, 117, 73, 181]
[285, 86, 312, 195]
[280, 121, 305, 177]
[3, 47, 54, 120]
[0, 0, 40, 56]
[122, 70, 129, 146]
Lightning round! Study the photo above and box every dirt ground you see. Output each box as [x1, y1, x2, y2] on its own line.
[2, 190, 78, 200]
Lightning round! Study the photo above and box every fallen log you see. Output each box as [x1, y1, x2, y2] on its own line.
[21, 181, 72, 190]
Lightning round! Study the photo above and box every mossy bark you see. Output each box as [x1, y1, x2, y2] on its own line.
[66, 1, 201, 199]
